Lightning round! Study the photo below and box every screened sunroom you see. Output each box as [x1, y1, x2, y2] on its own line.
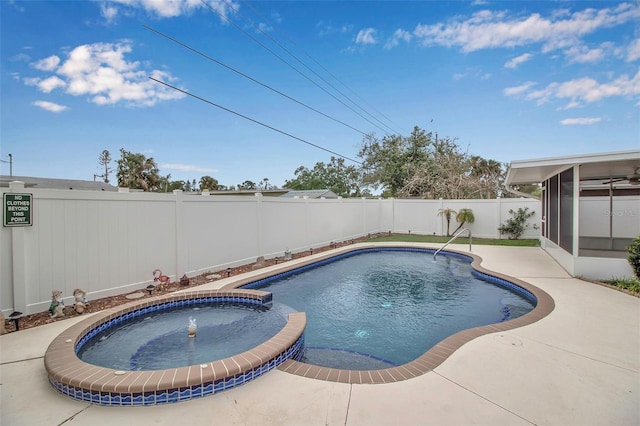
[505, 150, 639, 281]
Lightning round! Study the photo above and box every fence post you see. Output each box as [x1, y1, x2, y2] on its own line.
[438, 198, 444, 236]
[174, 190, 185, 280]
[8, 181, 27, 314]
[391, 197, 395, 234]
[303, 196, 310, 249]
[496, 196, 502, 239]
[255, 192, 263, 256]
[362, 197, 367, 237]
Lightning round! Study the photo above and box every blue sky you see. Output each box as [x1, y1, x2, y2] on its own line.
[1, 0, 639, 189]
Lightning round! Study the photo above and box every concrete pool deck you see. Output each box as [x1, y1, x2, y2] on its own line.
[2, 243, 639, 425]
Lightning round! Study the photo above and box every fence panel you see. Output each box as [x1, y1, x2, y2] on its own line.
[259, 198, 308, 258]
[0, 188, 541, 314]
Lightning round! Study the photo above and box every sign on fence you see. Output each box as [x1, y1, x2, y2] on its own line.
[3, 193, 32, 227]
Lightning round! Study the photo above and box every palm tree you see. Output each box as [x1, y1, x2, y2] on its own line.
[437, 208, 457, 236]
[452, 208, 475, 235]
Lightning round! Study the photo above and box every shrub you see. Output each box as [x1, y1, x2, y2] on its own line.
[602, 276, 640, 295]
[628, 236, 640, 279]
[498, 207, 537, 240]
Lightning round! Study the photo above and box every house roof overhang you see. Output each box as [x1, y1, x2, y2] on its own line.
[505, 150, 640, 185]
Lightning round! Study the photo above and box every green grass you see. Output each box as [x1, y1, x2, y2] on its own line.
[602, 276, 640, 295]
[369, 234, 540, 247]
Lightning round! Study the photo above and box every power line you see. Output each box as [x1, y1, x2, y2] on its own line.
[199, 0, 393, 135]
[240, 0, 405, 135]
[225, 0, 397, 134]
[149, 77, 363, 165]
[144, 25, 368, 136]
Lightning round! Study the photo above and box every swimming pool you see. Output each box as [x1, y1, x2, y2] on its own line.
[44, 244, 554, 405]
[239, 249, 535, 370]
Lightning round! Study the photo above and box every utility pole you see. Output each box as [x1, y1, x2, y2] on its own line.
[1, 153, 12, 177]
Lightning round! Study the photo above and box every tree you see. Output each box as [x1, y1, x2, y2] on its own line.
[504, 183, 541, 198]
[452, 208, 475, 235]
[199, 176, 220, 191]
[237, 180, 257, 190]
[116, 148, 160, 191]
[257, 178, 275, 190]
[284, 156, 365, 198]
[157, 174, 171, 192]
[438, 207, 457, 236]
[358, 126, 505, 199]
[468, 156, 504, 199]
[359, 126, 430, 197]
[97, 150, 113, 184]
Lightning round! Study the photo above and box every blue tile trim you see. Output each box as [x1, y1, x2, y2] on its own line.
[49, 333, 306, 406]
[470, 269, 537, 305]
[304, 346, 397, 367]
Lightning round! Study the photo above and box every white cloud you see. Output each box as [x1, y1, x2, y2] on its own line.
[453, 67, 492, 81]
[355, 28, 377, 45]
[104, 0, 238, 22]
[316, 21, 353, 37]
[257, 22, 272, 33]
[107, 0, 198, 18]
[384, 29, 412, 50]
[10, 53, 31, 62]
[560, 117, 602, 125]
[564, 43, 612, 64]
[37, 76, 66, 93]
[558, 100, 581, 110]
[412, 3, 638, 60]
[505, 53, 532, 69]
[627, 38, 640, 62]
[31, 55, 60, 71]
[503, 81, 536, 96]
[25, 41, 186, 107]
[199, 0, 239, 22]
[101, 3, 119, 22]
[161, 163, 218, 173]
[505, 70, 640, 107]
[33, 100, 67, 112]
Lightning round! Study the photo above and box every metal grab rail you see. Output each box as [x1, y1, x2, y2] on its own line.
[433, 228, 472, 261]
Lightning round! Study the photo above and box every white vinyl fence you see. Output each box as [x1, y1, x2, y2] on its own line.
[1, 182, 539, 314]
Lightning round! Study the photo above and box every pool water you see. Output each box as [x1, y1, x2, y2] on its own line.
[254, 250, 534, 369]
[77, 303, 291, 370]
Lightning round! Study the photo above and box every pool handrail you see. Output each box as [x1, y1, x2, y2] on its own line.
[433, 228, 472, 260]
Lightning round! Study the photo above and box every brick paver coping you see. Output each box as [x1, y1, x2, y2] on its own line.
[44, 289, 306, 406]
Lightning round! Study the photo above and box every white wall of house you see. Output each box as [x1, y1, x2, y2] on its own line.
[1, 185, 540, 314]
